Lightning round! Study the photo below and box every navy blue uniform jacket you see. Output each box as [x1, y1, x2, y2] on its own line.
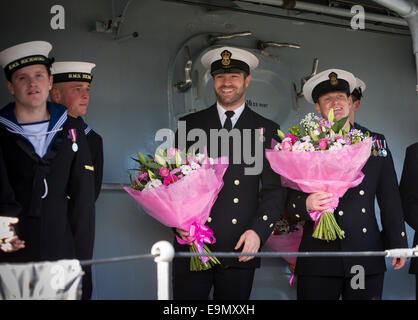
[174, 104, 287, 269]
[286, 131, 408, 277]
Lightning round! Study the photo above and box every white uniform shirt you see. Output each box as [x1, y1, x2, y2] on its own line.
[21, 120, 50, 157]
[216, 102, 245, 128]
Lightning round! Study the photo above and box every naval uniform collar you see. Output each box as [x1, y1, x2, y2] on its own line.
[0, 102, 67, 130]
[0, 102, 68, 155]
[77, 116, 92, 136]
[216, 102, 245, 128]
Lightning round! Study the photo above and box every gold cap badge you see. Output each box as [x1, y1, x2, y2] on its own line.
[221, 50, 232, 66]
[329, 72, 338, 86]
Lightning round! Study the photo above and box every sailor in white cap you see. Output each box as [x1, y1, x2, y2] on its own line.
[286, 68, 407, 300]
[173, 46, 286, 300]
[50, 61, 102, 300]
[0, 41, 95, 273]
[50, 61, 103, 200]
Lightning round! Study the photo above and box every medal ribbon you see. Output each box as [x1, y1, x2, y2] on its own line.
[69, 128, 77, 143]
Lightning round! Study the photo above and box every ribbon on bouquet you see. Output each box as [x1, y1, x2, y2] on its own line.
[176, 222, 216, 263]
[308, 197, 339, 227]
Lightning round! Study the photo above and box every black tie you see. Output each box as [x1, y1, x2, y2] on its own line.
[223, 111, 235, 131]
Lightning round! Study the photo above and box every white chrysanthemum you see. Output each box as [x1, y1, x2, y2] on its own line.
[144, 179, 163, 190]
[329, 142, 343, 151]
[304, 143, 315, 152]
[301, 135, 311, 142]
[292, 141, 315, 152]
[274, 143, 282, 151]
[190, 161, 201, 170]
[180, 165, 193, 175]
[195, 153, 206, 163]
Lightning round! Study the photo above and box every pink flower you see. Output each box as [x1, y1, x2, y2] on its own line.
[138, 172, 148, 181]
[159, 167, 170, 177]
[318, 138, 327, 150]
[281, 140, 293, 151]
[284, 135, 296, 145]
[170, 168, 181, 175]
[167, 148, 180, 159]
[163, 175, 178, 186]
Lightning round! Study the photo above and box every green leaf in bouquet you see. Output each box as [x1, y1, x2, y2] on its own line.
[288, 125, 301, 137]
[331, 116, 348, 133]
[175, 149, 183, 168]
[131, 157, 141, 164]
[157, 148, 167, 157]
[345, 122, 351, 133]
[137, 152, 146, 165]
[147, 170, 156, 181]
[328, 109, 335, 123]
[142, 161, 161, 170]
[277, 129, 285, 141]
[154, 153, 167, 167]
[309, 129, 319, 142]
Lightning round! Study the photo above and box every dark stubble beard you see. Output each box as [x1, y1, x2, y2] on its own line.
[215, 86, 246, 109]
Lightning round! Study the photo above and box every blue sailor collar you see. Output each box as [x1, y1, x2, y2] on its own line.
[0, 101, 68, 152]
[78, 116, 92, 136]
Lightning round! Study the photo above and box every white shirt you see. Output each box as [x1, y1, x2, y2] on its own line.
[216, 102, 245, 128]
[20, 121, 50, 157]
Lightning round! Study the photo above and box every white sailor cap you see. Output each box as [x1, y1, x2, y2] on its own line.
[302, 68, 357, 104]
[52, 61, 96, 83]
[351, 77, 366, 100]
[201, 46, 259, 75]
[0, 41, 53, 80]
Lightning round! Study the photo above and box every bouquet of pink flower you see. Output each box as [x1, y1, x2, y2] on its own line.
[125, 148, 228, 271]
[266, 110, 373, 241]
[266, 211, 303, 285]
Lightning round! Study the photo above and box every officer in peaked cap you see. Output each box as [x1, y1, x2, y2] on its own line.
[0, 41, 95, 289]
[287, 68, 408, 300]
[173, 46, 286, 300]
[201, 46, 259, 75]
[50, 61, 103, 300]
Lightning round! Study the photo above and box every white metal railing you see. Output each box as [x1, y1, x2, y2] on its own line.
[79, 241, 418, 300]
[1, 242, 416, 300]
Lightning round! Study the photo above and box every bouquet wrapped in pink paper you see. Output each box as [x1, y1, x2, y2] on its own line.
[266, 110, 373, 241]
[125, 148, 228, 270]
[266, 212, 303, 285]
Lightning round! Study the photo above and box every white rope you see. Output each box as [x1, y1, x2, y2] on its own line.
[41, 178, 48, 199]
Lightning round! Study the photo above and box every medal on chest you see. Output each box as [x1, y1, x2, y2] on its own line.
[375, 139, 387, 157]
[259, 127, 265, 143]
[68, 128, 78, 152]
